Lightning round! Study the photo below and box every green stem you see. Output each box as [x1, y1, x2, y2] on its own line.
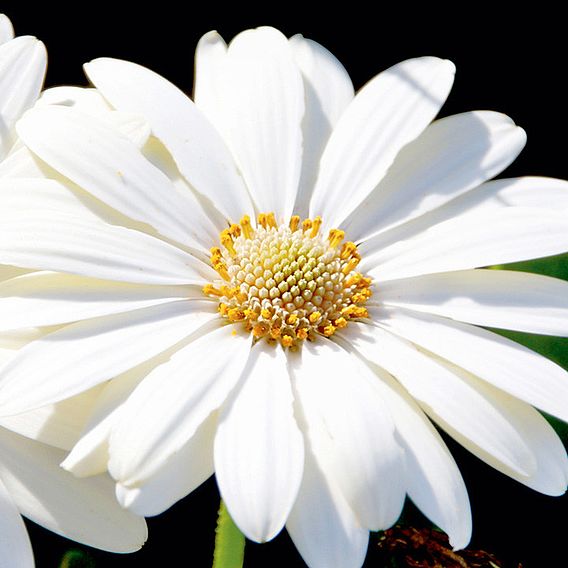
[212, 500, 246, 568]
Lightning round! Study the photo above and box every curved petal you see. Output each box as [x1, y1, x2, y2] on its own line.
[115, 413, 216, 516]
[344, 324, 546, 475]
[363, 208, 568, 281]
[84, 57, 255, 224]
[0, 477, 34, 568]
[109, 324, 251, 485]
[379, 269, 568, 336]
[373, 306, 568, 423]
[0, 271, 201, 330]
[0, 14, 14, 44]
[0, 177, 134, 225]
[61, 359, 157, 477]
[286, 444, 369, 568]
[0, 384, 104, 451]
[428, 356, 568, 496]
[343, 111, 526, 242]
[291, 339, 405, 530]
[193, 31, 228, 136]
[36, 86, 151, 148]
[309, 57, 455, 228]
[354, 361, 471, 549]
[17, 106, 211, 252]
[0, 428, 147, 553]
[358, 177, 568, 255]
[220, 27, 305, 220]
[0, 300, 218, 415]
[289, 34, 354, 217]
[0, 212, 215, 285]
[215, 341, 304, 542]
[0, 35, 46, 159]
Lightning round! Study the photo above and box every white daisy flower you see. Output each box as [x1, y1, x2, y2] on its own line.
[1, 25, 568, 568]
[0, 14, 147, 566]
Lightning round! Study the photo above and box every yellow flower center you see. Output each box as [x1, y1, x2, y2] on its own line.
[203, 213, 372, 349]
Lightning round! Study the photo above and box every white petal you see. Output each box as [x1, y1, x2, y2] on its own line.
[380, 269, 568, 336]
[289, 34, 354, 217]
[0, 428, 147, 553]
[344, 111, 526, 242]
[0, 271, 201, 330]
[309, 57, 455, 228]
[0, 177, 131, 225]
[286, 445, 369, 568]
[0, 212, 215, 285]
[0, 385, 104, 450]
[0, 477, 34, 568]
[353, 360, 471, 549]
[220, 27, 304, 220]
[438, 176, 568, 217]
[85, 57, 255, 224]
[62, 361, 154, 477]
[363, 208, 568, 281]
[374, 307, 568, 423]
[109, 324, 251, 485]
[291, 339, 405, 530]
[115, 413, 216, 516]
[0, 36, 46, 159]
[194, 31, 228, 136]
[359, 177, 568, 255]
[431, 357, 568, 496]
[215, 342, 304, 542]
[344, 324, 545, 475]
[17, 106, 210, 252]
[0, 300, 218, 415]
[0, 14, 14, 44]
[36, 86, 151, 148]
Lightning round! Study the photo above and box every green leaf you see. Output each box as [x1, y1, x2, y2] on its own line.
[59, 549, 96, 568]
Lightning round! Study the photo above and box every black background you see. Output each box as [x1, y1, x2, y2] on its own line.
[4, 2, 568, 566]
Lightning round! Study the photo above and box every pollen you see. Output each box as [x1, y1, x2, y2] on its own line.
[204, 213, 373, 348]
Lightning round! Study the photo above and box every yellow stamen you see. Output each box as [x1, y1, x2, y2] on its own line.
[229, 224, 241, 237]
[240, 215, 253, 239]
[219, 303, 229, 315]
[244, 308, 259, 321]
[270, 327, 282, 339]
[322, 324, 336, 337]
[287, 313, 298, 325]
[281, 335, 294, 348]
[296, 328, 308, 340]
[289, 215, 300, 231]
[310, 216, 322, 238]
[228, 308, 246, 322]
[266, 212, 277, 228]
[340, 242, 358, 260]
[328, 229, 345, 248]
[203, 284, 223, 297]
[260, 308, 272, 319]
[220, 229, 236, 256]
[252, 323, 269, 337]
[258, 213, 268, 229]
[309, 311, 321, 324]
[302, 218, 312, 232]
[342, 258, 360, 275]
[213, 262, 230, 281]
[334, 317, 348, 329]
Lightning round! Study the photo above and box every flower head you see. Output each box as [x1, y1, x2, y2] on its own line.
[1, 25, 568, 568]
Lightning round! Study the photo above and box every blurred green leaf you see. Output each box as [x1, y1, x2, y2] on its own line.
[59, 549, 95, 568]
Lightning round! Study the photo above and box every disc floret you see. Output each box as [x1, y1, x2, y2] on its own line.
[204, 213, 372, 348]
